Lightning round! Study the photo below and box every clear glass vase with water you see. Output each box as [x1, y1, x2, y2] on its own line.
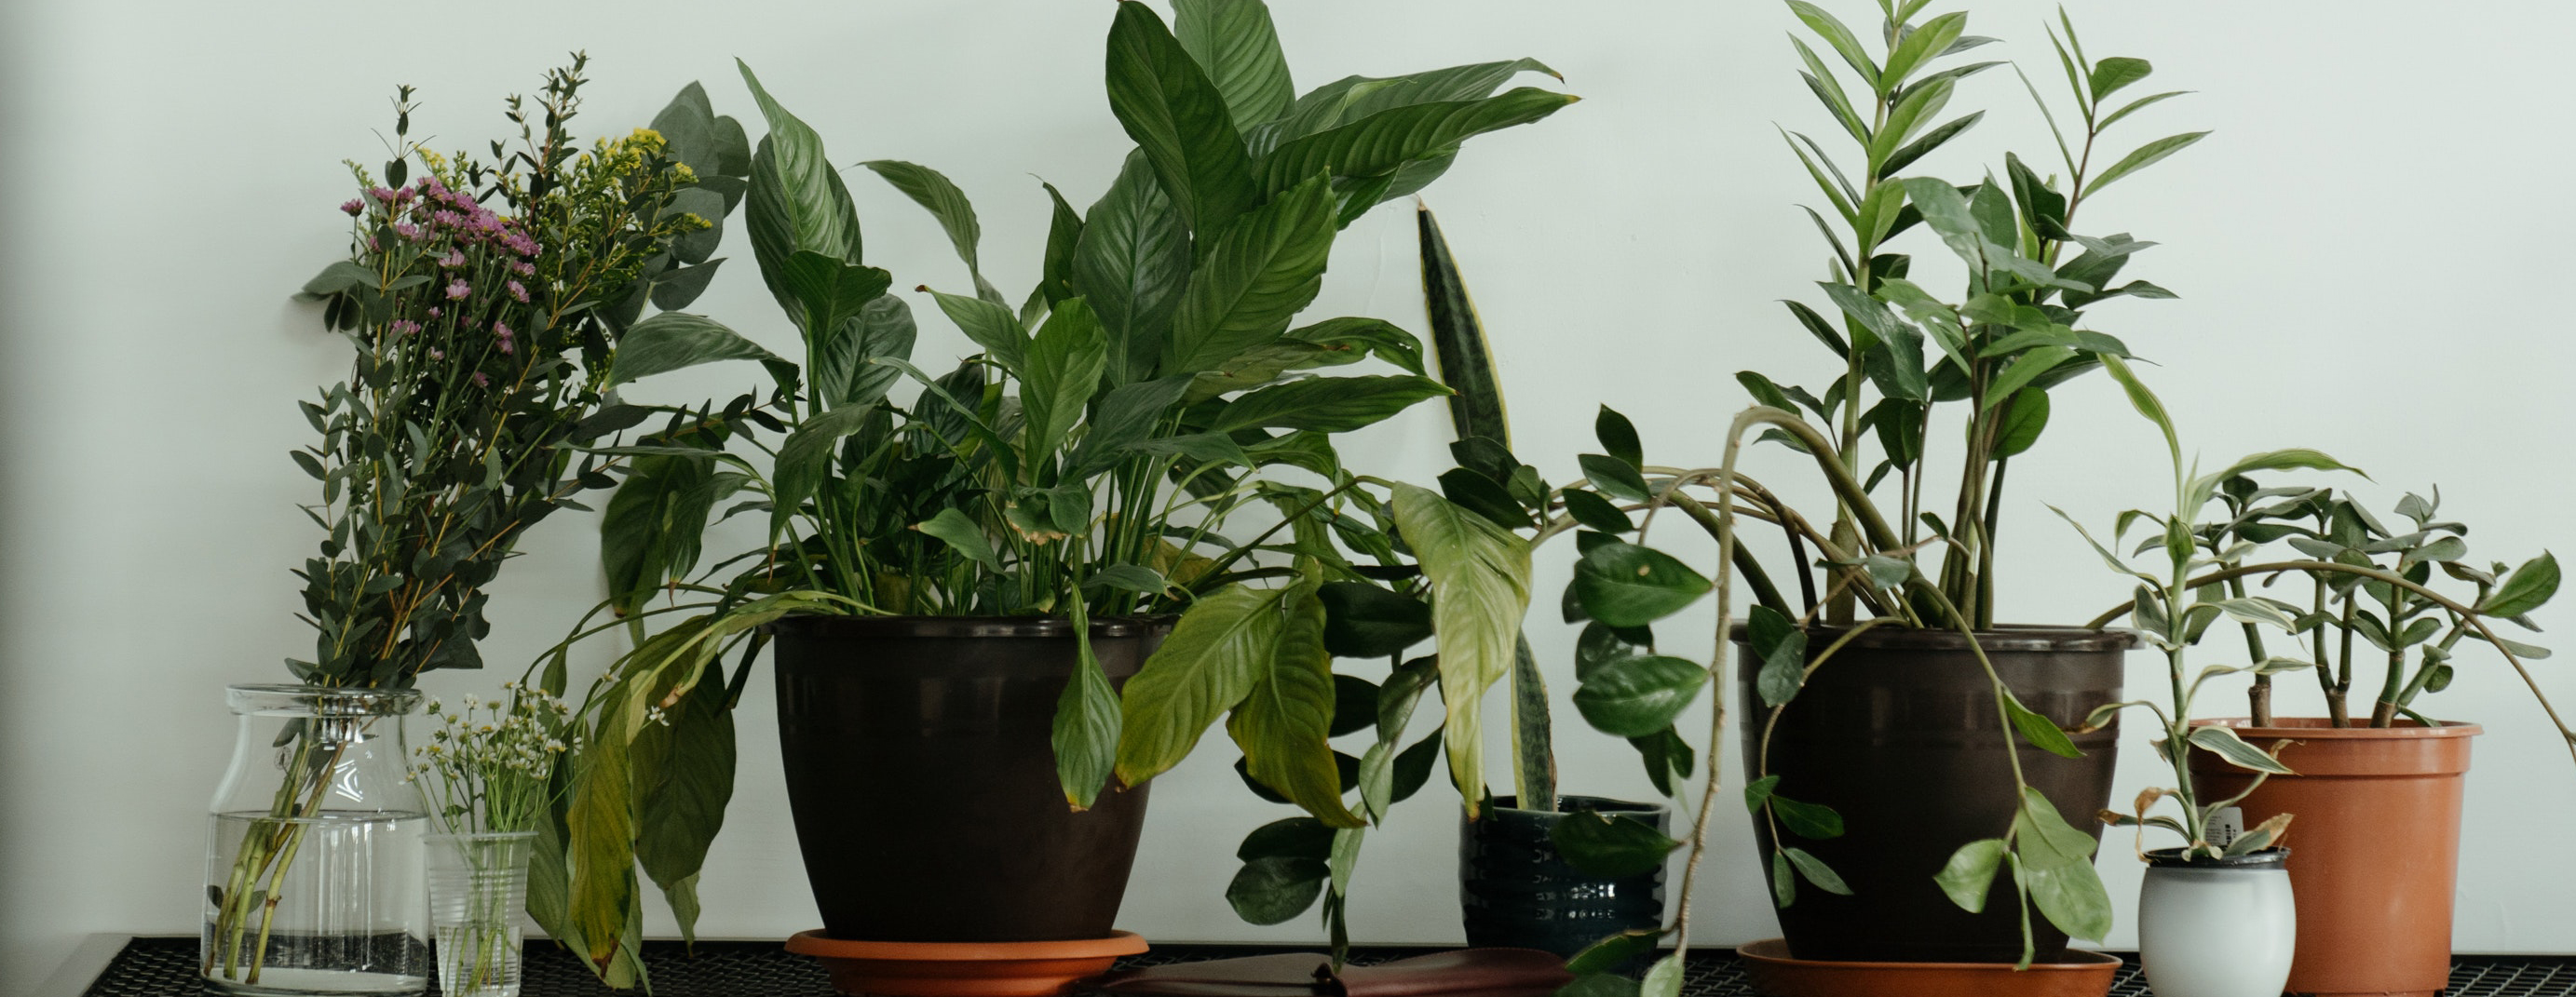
[202, 684, 429, 996]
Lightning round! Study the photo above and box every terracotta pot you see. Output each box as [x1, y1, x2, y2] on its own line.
[2189, 719, 2478, 997]
[772, 615, 1171, 942]
[1733, 625, 2134, 963]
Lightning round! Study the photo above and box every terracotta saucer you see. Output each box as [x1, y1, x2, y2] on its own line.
[1736, 938, 2122, 997]
[786, 929, 1150, 997]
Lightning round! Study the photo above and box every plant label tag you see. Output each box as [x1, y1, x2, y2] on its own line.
[2209, 806, 2244, 846]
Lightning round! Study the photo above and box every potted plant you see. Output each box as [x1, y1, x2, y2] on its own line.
[2091, 469, 2563, 996]
[527, 0, 1573, 987]
[209, 61, 732, 996]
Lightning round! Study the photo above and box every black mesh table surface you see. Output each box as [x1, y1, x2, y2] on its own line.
[76, 936, 2576, 997]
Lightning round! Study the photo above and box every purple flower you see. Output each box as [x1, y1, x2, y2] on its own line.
[471, 371, 490, 387]
[439, 249, 467, 268]
[495, 337, 514, 356]
[506, 280, 528, 303]
[426, 306, 441, 318]
[391, 222, 421, 241]
[427, 346, 444, 360]
[390, 318, 421, 336]
[392, 187, 414, 204]
[338, 198, 364, 216]
[444, 279, 469, 300]
[368, 186, 398, 203]
[431, 210, 462, 229]
[493, 320, 513, 340]
[510, 261, 535, 276]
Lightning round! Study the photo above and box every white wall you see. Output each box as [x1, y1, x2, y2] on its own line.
[7, 0, 2575, 989]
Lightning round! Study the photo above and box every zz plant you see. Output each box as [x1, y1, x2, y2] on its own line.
[523, 1, 1571, 984]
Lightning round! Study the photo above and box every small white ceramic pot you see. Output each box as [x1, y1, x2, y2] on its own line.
[2138, 847, 2296, 997]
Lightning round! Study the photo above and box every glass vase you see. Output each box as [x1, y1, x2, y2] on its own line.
[202, 684, 430, 996]
[426, 831, 534, 997]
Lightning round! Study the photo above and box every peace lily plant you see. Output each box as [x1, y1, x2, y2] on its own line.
[518, 0, 1573, 983]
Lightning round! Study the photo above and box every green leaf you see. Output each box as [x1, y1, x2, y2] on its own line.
[1934, 838, 2006, 913]
[1579, 452, 1654, 505]
[1880, 10, 1968, 88]
[2098, 89, 2191, 131]
[1173, 0, 1295, 129]
[863, 159, 998, 303]
[1024, 298, 1112, 461]
[770, 404, 876, 518]
[1747, 604, 1810, 707]
[1418, 205, 1511, 446]
[1066, 376, 1197, 478]
[1105, 0, 1259, 236]
[2004, 694, 2083, 759]
[1038, 182, 1086, 309]
[2481, 552, 2561, 618]
[1319, 582, 1431, 658]
[1572, 654, 1706, 738]
[1784, 1, 1880, 93]
[611, 312, 793, 390]
[1229, 578, 1364, 827]
[814, 292, 917, 410]
[2098, 356, 2177, 463]
[914, 507, 999, 570]
[1783, 847, 1852, 895]
[1549, 809, 1682, 878]
[738, 61, 863, 318]
[1117, 584, 1290, 787]
[1881, 110, 1985, 176]
[1075, 152, 1191, 384]
[1566, 931, 1662, 976]
[1257, 87, 1577, 198]
[1207, 374, 1451, 433]
[1226, 856, 1329, 924]
[1161, 173, 1338, 376]
[2082, 131, 2211, 198]
[2087, 56, 2153, 101]
[1051, 613, 1123, 809]
[1561, 489, 1633, 534]
[1769, 794, 1843, 839]
[1573, 542, 1712, 627]
[1595, 406, 1643, 470]
[566, 699, 644, 968]
[2011, 788, 2112, 941]
[1991, 388, 2050, 458]
[1641, 952, 1686, 997]
[925, 286, 1030, 379]
[1238, 816, 1335, 860]
[1286, 316, 1427, 375]
[1390, 483, 1534, 812]
[631, 668, 735, 944]
[600, 454, 723, 613]
[2188, 724, 2294, 775]
[1557, 974, 1642, 997]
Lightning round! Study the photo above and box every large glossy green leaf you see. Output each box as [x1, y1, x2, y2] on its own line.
[813, 293, 916, 410]
[1024, 298, 1111, 462]
[737, 61, 863, 319]
[2011, 788, 2112, 941]
[926, 287, 1031, 378]
[1418, 204, 1510, 447]
[1389, 483, 1532, 814]
[1161, 173, 1337, 376]
[1248, 59, 1559, 155]
[1746, 604, 1809, 707]
[1284, 317, 1426, 375]
[630, 667, 735, 944]
[1549, 809, 1681, 877]
[1206, 374, 1449, 434]
[770, 404, 876, 517]
[1935, 837, 2007, 913]
[1116, 583, 1292, 786]
[1228, 578, 1365, 827]
[566, 671, 646, 968]
[610, 312, 793, 390]
[915, 507, 999, 570]
[778, 250, 896, 348]
[1074, 152, 1192, 384]
[1571, 654, 1705, 737]
[1573, 541, 1714, 627]
[1039, 182, 1086, 309]
[1064, 375, 1196, 478]
[1256, 87, 1576, 197]
[1052, 610, 1124, 808]
[1173, 0, 1295, 129]
[863, 159, 1000, 304]
[600, 454, 723, 613]
[1105, 0, 1259, 236]
[1226, 856, 1329, 924]
[1320, 582, 1433, 658]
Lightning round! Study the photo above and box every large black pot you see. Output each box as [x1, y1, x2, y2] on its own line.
[1732, 625, 2132, 963]
[1458, 795, 1670, 959]
[772, 615, 1170, 942]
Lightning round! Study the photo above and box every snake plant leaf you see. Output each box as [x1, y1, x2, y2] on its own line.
[1256, 88, 1576, 198]
[631, 667, 737, 944]
[1116, 583, 1291, 787]
[610, 312, 794, 392]
[1161, 173, 1337, 377]
[1228, 578, 1364, 827]
[1173, 0, 1295, 130]
[1571, 654, 1705, 738]
[737, 61, 863, 321]
[1550, 809, 1682, 878]
[1023, 298, 1111, 461]
[1206, 374, 1451, 434]
[1075, 152, 1191, 384]
[1390, 483, 1533, 815]
[1106, 0, 1259, 236]
[1574, 541, 1713, 627]
[863, 160, 1001, 305]
[1417, 204, 1512, 447]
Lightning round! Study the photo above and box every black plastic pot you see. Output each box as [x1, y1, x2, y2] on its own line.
[772, 615, 1171, 942]
[1458, 795, 1670, 959]
[1732, 625, 2133, 963]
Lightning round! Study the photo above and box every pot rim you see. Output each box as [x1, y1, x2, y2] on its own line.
[1725, 622, 2137, 653]
[2192, 717, 2483, 739]
[1486, 794, 1669, 817]
[763, 613, 1177, 640]
[2143, 846, 2290, 869]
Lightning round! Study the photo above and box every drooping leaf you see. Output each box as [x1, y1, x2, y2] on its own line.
[863, 159, 999, 303]
[1228, 577, 1365, 827]
[1116, 584, 1291, 786]
[2480, 553, 2561, 618]
[1389, 484, 1533, 814]
[1934, 837, 2007, 913]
